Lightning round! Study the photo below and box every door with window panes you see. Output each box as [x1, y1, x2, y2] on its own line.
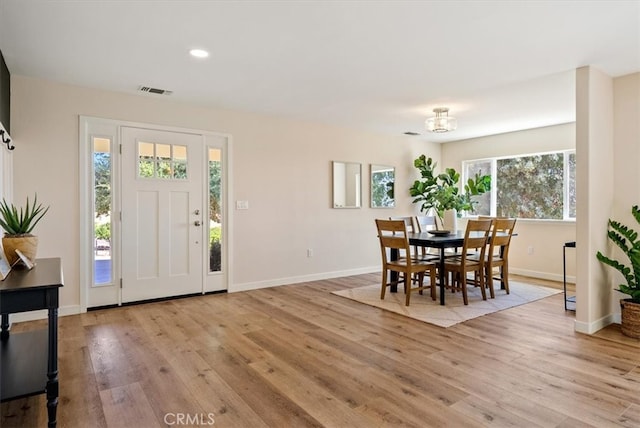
[121, 127, 204, 302]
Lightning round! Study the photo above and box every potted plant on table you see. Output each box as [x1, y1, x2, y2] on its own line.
[409, 155, 491, 231]
[0, 194, 49, 266]
[596, 205, 640, 338]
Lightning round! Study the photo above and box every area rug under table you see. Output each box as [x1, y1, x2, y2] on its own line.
[331, 281, 561, 328]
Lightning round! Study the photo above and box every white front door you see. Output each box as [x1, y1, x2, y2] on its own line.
[121, 127, 204, 303]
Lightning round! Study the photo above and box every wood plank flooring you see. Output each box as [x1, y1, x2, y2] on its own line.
[1, 274, 638, 427]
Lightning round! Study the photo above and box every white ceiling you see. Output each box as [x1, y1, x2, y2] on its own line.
[0, 1, 638, 143]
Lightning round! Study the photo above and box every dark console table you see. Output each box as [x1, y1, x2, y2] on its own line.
[1, 257, 64, 428]
[563, 242, 576, 311]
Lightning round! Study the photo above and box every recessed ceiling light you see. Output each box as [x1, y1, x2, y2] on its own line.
[189, 49, 209, 58]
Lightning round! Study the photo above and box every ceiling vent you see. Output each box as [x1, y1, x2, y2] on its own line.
[138, 86, 173, 95]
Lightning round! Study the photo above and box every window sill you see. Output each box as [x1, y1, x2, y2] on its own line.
[462, 216, 576, 225]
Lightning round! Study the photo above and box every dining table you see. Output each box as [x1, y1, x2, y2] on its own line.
[406, 231, 466, 305]
[390, 230, 514, 305]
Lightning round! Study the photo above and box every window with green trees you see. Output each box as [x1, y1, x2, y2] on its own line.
[93, 137, 112, 285]
[463, 150, 576, 220]
[209, 148, 222, 272]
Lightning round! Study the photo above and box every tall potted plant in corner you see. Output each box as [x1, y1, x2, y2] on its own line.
[409, 155, 490, 231]
[596, 205, 640, 338]
[0, 194, 49, 266]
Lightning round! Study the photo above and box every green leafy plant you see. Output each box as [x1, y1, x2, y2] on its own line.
[210, 225, 222, 244]
[0, 194, 50, 236]
[94, 222, 111, 241]
[596, 205, 640, 303]
[409, 155, 490, 229]
[209, 225, 222, 271]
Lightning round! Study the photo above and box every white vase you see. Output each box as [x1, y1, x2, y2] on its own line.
[443, 209, 458, 234]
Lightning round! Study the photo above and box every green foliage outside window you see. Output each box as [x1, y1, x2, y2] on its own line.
[497, 153, 564, 219]
[210, 226, 221, 244]
[568, 152, 576, 218]
[94, 152, 111, 217]
[464, 151, 575, 220]
[464, 161, 491, 216]
[139, 160, 154, 178]
[95, 222, 110, 240]
[209, 158, 222, 272]
[209, 161, 222, 223]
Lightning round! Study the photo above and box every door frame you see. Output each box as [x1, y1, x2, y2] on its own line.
[79, 116, 232, 311]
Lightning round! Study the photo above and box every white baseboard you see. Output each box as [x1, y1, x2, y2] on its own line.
[510, 268, 575, 284]
[574, 313, 617, 334]
[502, 268, 623, 336]
[230, 266, 379, 293]
[7, 305, 82, 324]
[232, 267, 573, 293]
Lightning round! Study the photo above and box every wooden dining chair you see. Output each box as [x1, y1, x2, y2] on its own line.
[390, 216, 415, 231]
[414, 215, 442, 260]
[442, 219, 492, 305]
[375, 219, 437, 306]
[390, 216, 419, 258]
[469, 216, 495, 253]
[484, 217, 517, 297]
[414, 215, 437, 232]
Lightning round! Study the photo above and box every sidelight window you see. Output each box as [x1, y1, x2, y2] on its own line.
[93, 136, 113, 285]
[208, 148, 222, 272]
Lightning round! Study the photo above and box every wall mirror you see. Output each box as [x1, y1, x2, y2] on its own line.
[370, 164, 395, 208]
[332, 161, 361, 208]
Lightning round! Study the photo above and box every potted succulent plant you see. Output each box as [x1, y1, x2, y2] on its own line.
[0, 194, 49, 266]
[409, 155, 491, 231]
[596, 205, 640, 338]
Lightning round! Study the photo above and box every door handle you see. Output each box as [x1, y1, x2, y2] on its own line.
[194, 220, 202, 226]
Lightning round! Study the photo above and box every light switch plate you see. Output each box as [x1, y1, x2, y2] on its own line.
[236, 200, 249, 210]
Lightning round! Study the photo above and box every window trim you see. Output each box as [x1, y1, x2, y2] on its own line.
[462, 149, 576, 221]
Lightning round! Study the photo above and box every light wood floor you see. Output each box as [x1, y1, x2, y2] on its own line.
[1, 274, 639, 427]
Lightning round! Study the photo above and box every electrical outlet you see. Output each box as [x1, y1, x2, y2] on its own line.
[307, 249, 314, 257]
[527, 246, 534, 255]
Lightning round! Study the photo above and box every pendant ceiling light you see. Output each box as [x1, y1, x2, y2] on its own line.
[425, 107, 457, 133]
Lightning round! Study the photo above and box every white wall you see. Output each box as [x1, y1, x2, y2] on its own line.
[9, 75, 440, 312]
[612, 72, 640, 232]
[441, 123, 577, 282]
[10, 71, 636, 329]
[608, 73, 640, 314]
[575, 66, 615, 333]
